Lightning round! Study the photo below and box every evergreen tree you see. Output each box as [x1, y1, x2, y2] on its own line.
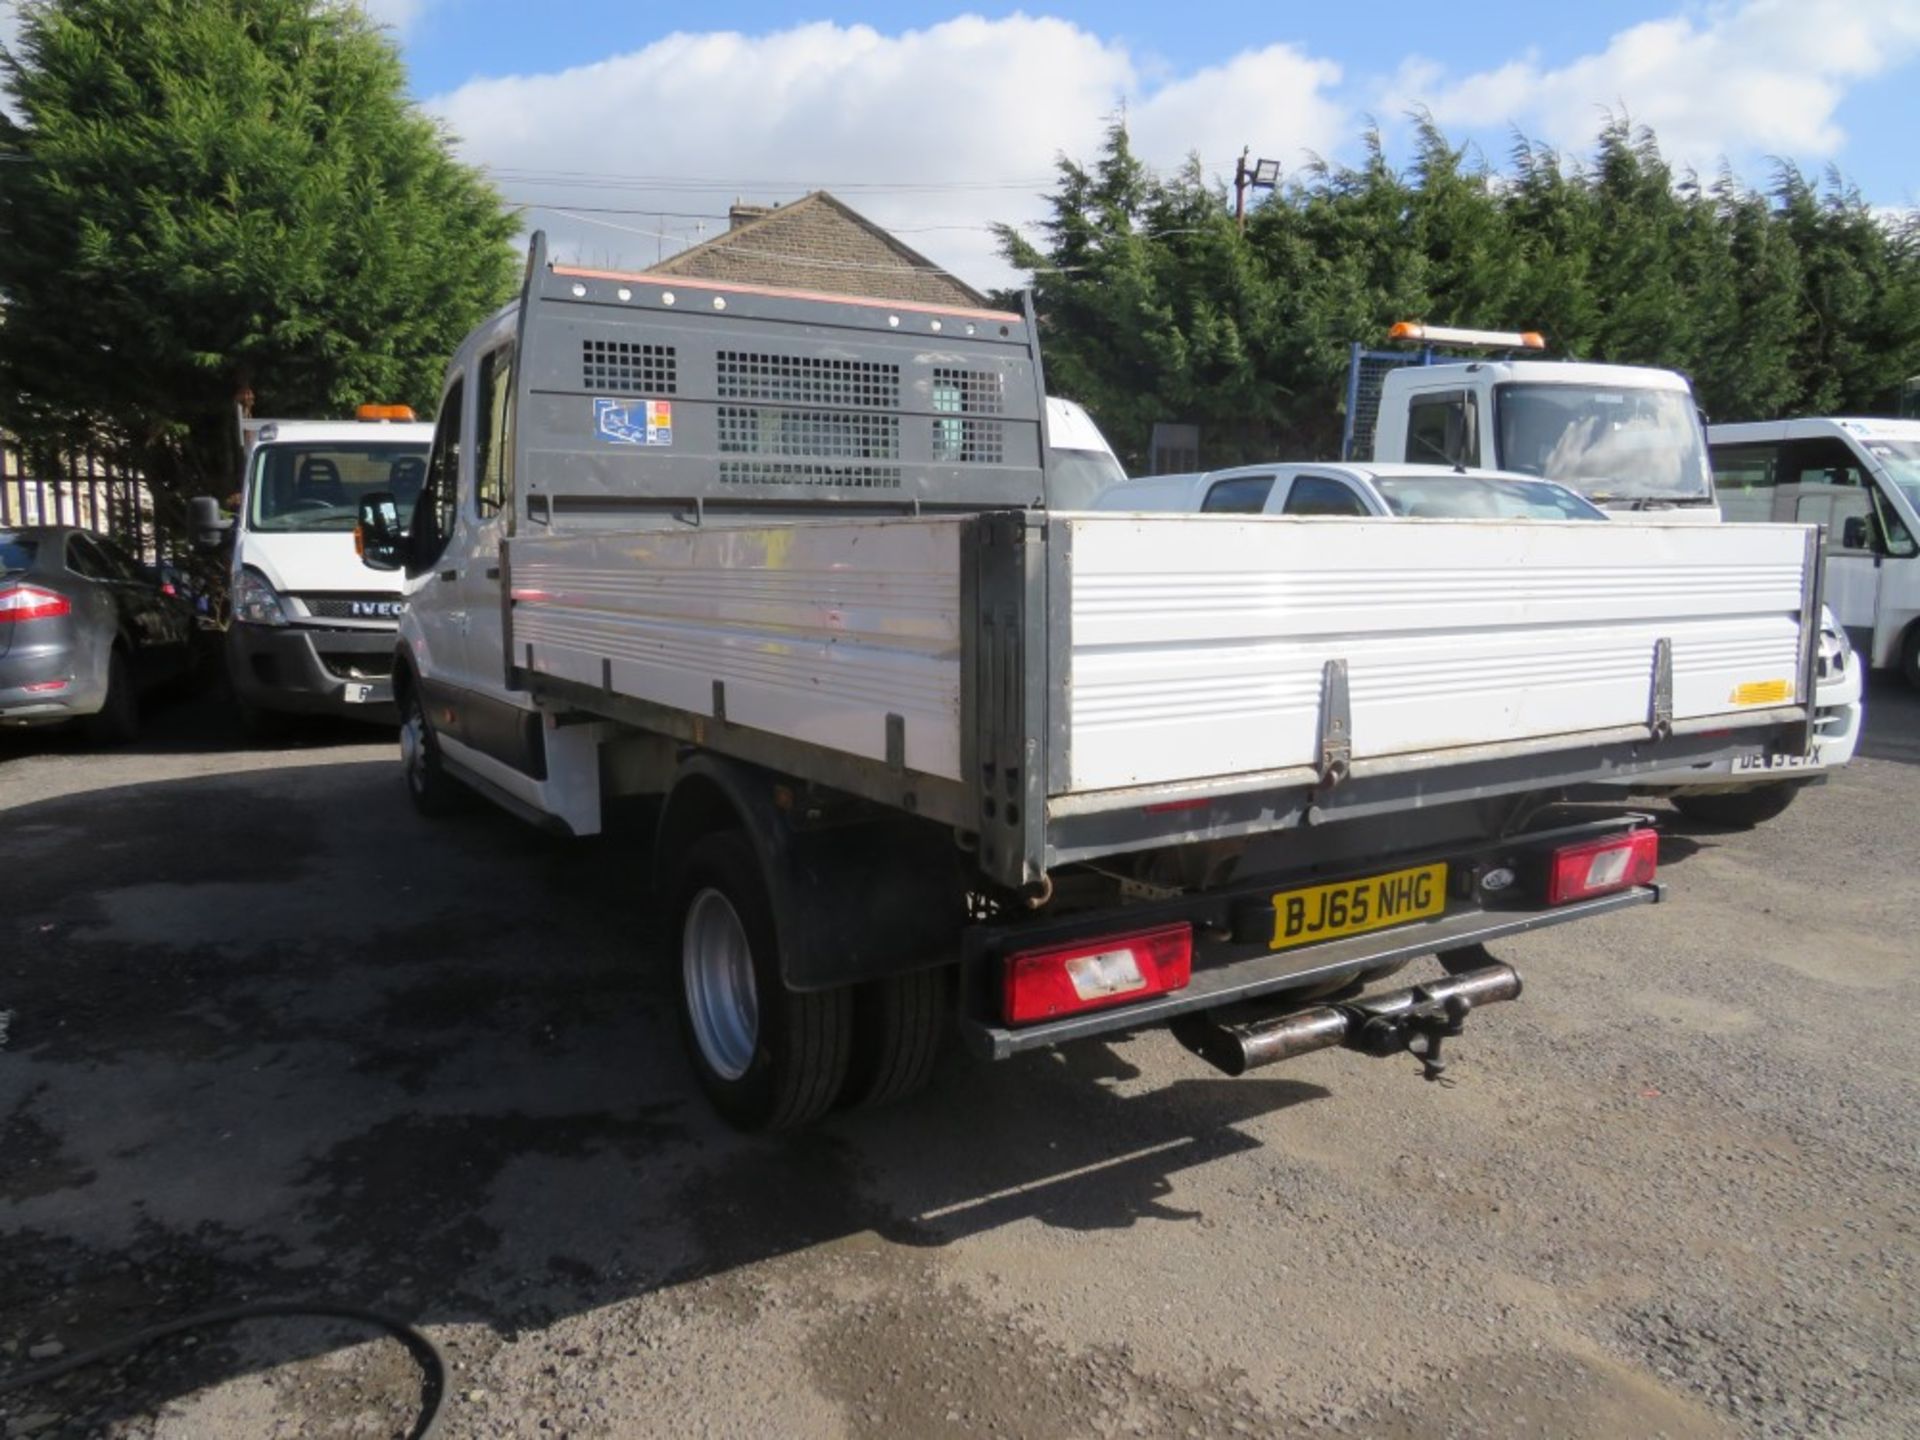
[0, 0, 518, 503]
[1004, 117, 1920, 470]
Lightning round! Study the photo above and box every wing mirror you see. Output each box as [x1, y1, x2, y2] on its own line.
[1841, 515, 1872, 552]
[356, 492, 405, 572]
[188, 495, 231, 550]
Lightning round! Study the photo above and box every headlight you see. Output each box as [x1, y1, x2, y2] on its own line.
[232, 566, 288, 626]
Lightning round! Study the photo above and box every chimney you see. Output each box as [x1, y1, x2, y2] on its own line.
[729, 201, 774, 230]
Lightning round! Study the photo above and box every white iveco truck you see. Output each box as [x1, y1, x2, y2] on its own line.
[351, 238, 1827, 1129]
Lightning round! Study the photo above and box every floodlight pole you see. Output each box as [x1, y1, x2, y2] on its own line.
[1233, 149, 1278, 230]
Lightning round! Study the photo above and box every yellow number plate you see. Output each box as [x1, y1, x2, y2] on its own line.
[1270, 862, 1448, 951]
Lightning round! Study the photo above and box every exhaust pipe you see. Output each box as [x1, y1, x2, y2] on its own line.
[1174, 963, 1523, 1078]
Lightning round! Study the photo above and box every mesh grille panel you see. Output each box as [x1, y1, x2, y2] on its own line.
[931, 367, 1004, 414]
[716, 352, 900, 409]
[583, 340, 677, 394]
[717, 406, 900, 460]
[932, 418, 1005, 465]
[718, 461, 902, 490]
[1346, 352, 1420, 461]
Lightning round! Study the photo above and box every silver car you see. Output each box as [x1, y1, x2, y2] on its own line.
[1, 526, 196, 742]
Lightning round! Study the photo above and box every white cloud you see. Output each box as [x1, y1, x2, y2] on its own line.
[359, 0, 430, 33]
[425, 16, 1347, 291]
[1390, 0, 1920, 175]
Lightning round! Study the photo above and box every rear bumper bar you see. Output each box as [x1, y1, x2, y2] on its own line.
[961, 884, 1660, 1060]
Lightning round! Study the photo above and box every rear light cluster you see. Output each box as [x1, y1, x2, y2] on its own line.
[1003, 923, 1192, 1025]
[1547, 829, 1658, 905]
[0, 585, 71, 622]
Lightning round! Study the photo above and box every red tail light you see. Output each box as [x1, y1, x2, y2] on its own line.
[1003, 923, 1192, 1025]
[1548, 829, 1658, 905]
[0, 585, 72, 622]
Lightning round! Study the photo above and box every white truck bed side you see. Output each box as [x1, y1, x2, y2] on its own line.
[510, 512, 1814, 809]
[1064, 515, 1809, 791]
[511, 518, 967, 781]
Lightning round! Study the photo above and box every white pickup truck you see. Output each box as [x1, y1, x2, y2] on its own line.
[350, 237, 1827, 1129]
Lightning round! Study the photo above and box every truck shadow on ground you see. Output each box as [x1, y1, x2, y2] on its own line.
[0, 758, 1327, 1433]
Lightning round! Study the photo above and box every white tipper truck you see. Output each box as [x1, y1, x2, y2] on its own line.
[348, 239, 1828, 1129]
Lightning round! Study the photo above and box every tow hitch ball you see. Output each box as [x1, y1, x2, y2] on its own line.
[1174, 962, 1524, 1081]
[1349, 992, 1475, 1082]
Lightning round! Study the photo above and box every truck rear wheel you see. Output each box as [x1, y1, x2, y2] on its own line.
[842, 966, 950, 1109]
[1670, 783, 1798, 829]
[673, 831, 851, 1130]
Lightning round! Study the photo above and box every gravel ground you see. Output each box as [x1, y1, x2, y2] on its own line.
[1, 680, 1915, 1439]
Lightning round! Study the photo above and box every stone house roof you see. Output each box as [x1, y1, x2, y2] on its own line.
[648, 192, 991, 310]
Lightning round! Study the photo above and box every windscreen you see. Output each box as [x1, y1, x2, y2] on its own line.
[1047, 447, 1129, 510]
[0, 534, 37, 575]
[1862, 438, 1920, 507]
[1371, 475, 1606, 520]
[1494, 383, 1713, 504]
[248, 442, 430, 533]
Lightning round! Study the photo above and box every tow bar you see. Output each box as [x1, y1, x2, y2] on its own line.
[1172, 962, 1523, 1082]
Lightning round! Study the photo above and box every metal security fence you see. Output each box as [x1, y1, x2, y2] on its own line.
[1, 438, 162, 563]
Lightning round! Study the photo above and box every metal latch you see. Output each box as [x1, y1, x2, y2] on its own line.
[1317, 659, 1352, 787]
[1648, 637, 1673, 740]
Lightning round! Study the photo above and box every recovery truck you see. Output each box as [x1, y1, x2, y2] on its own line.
[351, 239, 1826, 1129]
[1345, 323, 1720, 518]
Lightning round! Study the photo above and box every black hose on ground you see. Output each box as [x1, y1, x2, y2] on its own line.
[0, 1300, 447, 1440]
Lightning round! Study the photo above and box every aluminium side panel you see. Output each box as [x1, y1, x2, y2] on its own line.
[509, 517, 967, 782]
[1060, 514, 1814, 794]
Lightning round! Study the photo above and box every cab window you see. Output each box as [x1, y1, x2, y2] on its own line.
[409, 378, 464, 576]
[475, 345, 514, 518]
[1780, 437, 1876, 554]
[1201, 475, 1274, 514]
[1710, 443, 1780, 523]
[1405, 391, 1480, 468]
[1283, 475, 1370, 516]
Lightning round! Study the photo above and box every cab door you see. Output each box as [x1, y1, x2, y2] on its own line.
[455, 342, 515, 697]
[403, 373, 468, 703]
[1778, 433, 1883, 656]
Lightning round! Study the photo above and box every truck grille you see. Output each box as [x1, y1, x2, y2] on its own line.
[300, 594, 406, 621]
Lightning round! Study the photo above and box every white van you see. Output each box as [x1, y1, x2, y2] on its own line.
[1043, 396, 1126, 506]
[1708, 417, 1920, 683]
[198, 411, 433, 732]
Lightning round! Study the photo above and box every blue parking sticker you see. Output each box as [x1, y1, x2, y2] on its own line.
[594, 397, 673, 446]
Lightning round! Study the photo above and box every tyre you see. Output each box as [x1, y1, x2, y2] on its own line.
[673, 831, 851, 1130]
[399, 682, 462, 817]
[842, 965, 951, 1110]
[1901, 622, 1920, 689]
[1670, 783, 1798, 829]
[84, 648, 140, 745]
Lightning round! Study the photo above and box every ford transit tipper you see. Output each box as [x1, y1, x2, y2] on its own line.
[349, 238, 1826, 1129]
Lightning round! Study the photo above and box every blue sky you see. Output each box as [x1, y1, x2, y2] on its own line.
[5, 1, 1916, 285]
